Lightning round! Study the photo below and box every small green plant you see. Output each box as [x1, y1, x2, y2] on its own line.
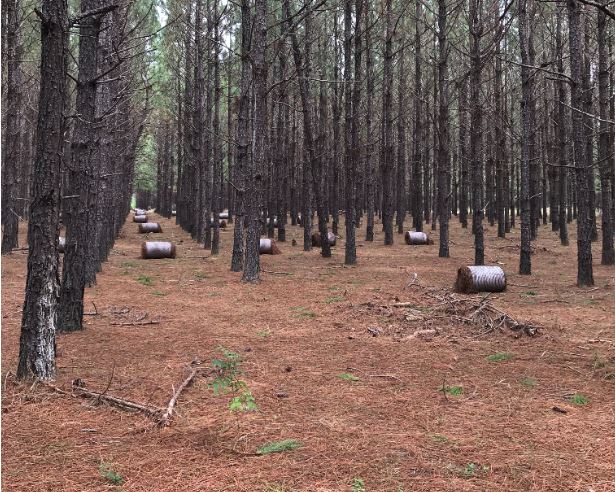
[256, 328, 271, 338]
[151, 291, 167, 297]
[121, 261, 137, 268]
[430, 433, 450, 443]
[524, 291, 537, 296]
[520, 377, 537, 387]
[439, 384, 463, 396]
[136, 275, 153, 286]
[351, 477, 365, 492]
[324, 295, 345, 304]
[290, 306, 317, 318]
[194, 271, 207, 280]
[257, 439, 302, 455]
[569, 393, 589, 405]
[99, 463, 124, 485]
[447, 462, 489, 479]
[487, 352, 513, 362]
[338, 373, 360, 382]
[211, 347, 258, 413]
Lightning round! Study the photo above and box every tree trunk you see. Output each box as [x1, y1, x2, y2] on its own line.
[17, 0, 68, 380]
[519, 0, 532, 274]
[469, 0, 484, 265]
[58, 0, 106, 332]
[412, 0, 424, 232]
[230, 0, 250, 273]
[556, 6, 569, 246]
[243, 0, 266, 282]
[567, 0, 594, 286]
[1, 0, 22, 253]
[437, 0, 450, 258]
[381, 0, 394, 245]
[597, 4, 614, 264]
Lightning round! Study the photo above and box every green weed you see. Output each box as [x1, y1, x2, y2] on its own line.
[136, 275, 153, 286]
[194, 271, 207, 280]
[151, 291, 166, 297]
[99, 463, 124, 486]
[324, 295, 345, 304]
[210, 347, 258, 413]
[121, 261, 137, 268]
[439, 384, 463, 396]
[568, 393, 589, 405]
[487, 352, 513, 362]
[430, 433, 450, 443]
[290, 306, 317, 318]
[338, 373, 360, 382]
[520, 377, 537, 387]
[256, 329, 271, 339]
[351, 477, 365, 492]
[257, 439, 302, 455]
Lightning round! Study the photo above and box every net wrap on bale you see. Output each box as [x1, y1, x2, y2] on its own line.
[455, 265, 507, 293]
[141, 241, 177, 259]
[259, 238, 281, 255]
[404, 231, 432, 245]
[138, 223, 163, 233]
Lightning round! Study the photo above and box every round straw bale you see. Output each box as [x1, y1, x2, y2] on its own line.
[138, 222, 163, 233]
[58, 236, 66, 253]
[311, 231, 336, 247]
[454, 265, 507, 293]
[259, 238, 281, 255]
[219, 211, 229, 220]
[141, 241, 177, 259]
[404, 231, 433, 245]
[134, 208, 146, 215]
[133, 214, 148, 223]
[209, 218, 227, 228]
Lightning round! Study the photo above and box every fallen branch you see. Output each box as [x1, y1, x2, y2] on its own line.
[346, 367, 402, 383]
[158, 366, 212, 426]
[261, 269, 292, 275]
[110, 320, 160, 326]
[84, 301, 99, 316]
[72, 379, 162, 419]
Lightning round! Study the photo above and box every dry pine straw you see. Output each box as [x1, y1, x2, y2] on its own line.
[2, 216, 615, 491]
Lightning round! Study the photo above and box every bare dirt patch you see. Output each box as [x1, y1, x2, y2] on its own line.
[2, 216, 615, 491]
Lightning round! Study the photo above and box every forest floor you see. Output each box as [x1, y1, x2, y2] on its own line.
[2, 213, 615, 491]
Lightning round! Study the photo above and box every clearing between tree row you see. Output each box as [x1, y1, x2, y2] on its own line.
[2, 214, 614, 491]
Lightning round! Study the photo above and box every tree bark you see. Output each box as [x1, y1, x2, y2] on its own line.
[437, 0, 450, 257]
[17, 0, 68, 380]
[597, 3, 614, 264]
[519, 0, 532, 274]
[568, 0, 594, 286]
